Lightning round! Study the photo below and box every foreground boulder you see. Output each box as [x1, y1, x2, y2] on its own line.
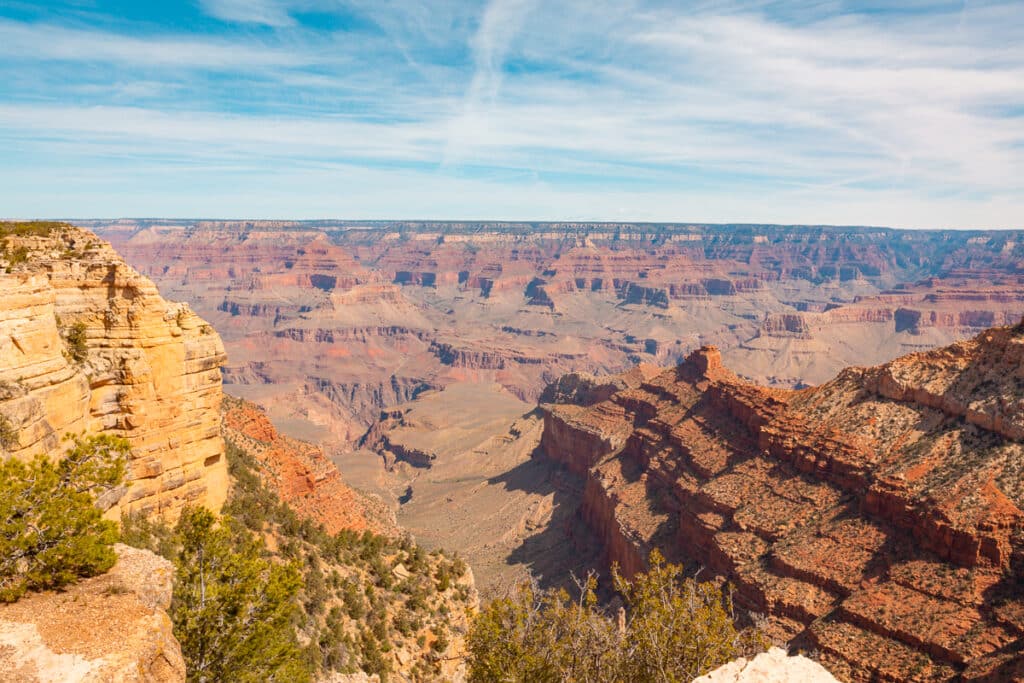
[0, 544, 184, 682]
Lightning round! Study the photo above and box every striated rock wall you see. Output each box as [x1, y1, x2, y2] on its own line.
[0, 544, 185, 683]
[92, 221, 1024, 449]
[539, 325, 1024, 681]
[0, 225, 227, 517]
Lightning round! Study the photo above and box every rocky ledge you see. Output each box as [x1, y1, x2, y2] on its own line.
[0, 544, 184, 683]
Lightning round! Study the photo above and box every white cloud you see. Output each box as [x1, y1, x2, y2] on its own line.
[199, 0, 296, 27]
[0, 20, 310, 68]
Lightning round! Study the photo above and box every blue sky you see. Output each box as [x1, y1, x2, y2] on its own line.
[1, 0, 1022, 227]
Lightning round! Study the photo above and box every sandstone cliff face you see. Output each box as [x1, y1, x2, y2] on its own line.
[0, 225, 227, 517]
[539, 325, 1024, 682]
[0, 544, 184, 683]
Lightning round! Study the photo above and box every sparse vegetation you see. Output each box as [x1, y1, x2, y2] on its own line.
[2, 244, 30, 270]
[467, 550, 766, 683]
[0, 221, 69, 238]
[0, 222, 76, 270]
[63, 321, 89, 362]
[0, 434, 128, 602]
[123, 437, 472, 682]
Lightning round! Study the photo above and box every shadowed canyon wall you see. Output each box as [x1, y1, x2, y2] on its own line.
[537, 324, 1024, 681]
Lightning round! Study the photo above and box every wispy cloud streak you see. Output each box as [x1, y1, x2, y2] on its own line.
[0, 0, 1021, 227]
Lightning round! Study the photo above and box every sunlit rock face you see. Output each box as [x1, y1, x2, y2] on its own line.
[0, 225, 228, 518]
[692, 647, 839, 682]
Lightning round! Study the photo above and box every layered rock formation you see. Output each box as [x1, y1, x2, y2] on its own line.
[0, 224, 227, 517]
[538, 323, 1024, 681]
[88, 220, 1024, 452]
[538, 364, 661, 407]
[0, 543, 184, 682]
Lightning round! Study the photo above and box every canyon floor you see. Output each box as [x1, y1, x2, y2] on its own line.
[331, 382, 602, 593]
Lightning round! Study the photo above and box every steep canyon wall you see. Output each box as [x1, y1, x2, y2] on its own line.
[0, 224, 227, 517]
[538, 326, 1024, 681]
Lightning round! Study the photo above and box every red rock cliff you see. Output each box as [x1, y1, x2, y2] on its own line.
[539, 329, 1024, 682]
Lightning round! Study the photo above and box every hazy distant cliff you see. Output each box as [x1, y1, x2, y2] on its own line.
[0, 223, 228, 517]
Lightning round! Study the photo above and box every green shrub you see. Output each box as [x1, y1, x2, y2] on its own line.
[0, 434, 128, 602]
[431, 628, 450, 652]
[359, 629, 391, 681]
[119, 510, 177, 559]
[3, 244, 29, 268]
[467, 550, 766, 683]
[64, 322, 89, 363]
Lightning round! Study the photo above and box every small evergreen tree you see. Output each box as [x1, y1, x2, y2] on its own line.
[171, 506, 310, 683]
[64, 321, 89, 362]
[0, 434, 128, 602]
[467, 550, 765, 683]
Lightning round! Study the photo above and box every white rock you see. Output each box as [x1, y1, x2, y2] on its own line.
[692, 647, 839, 683]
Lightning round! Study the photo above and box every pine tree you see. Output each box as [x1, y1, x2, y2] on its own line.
[0, 434, 127, 602]
[171, 507, 311, 683]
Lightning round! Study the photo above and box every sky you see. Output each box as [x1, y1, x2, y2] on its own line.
[0, 1, 1022, 228]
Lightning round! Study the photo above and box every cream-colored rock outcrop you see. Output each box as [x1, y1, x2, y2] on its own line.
[0, 225, 227, 516]
[692, 648, 838, 683]
[0, 544, 185, 683]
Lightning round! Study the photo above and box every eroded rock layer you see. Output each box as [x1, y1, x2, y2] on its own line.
[0, 225, 227, 517]
[221, 396, 397, 536]
[539, 324, 1024, 681]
